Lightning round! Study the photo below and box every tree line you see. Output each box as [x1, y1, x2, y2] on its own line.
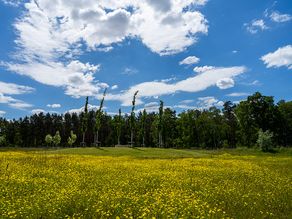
[0, 92, 291, 149]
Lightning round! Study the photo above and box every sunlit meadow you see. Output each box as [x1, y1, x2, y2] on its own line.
[0, 148, 291, 218]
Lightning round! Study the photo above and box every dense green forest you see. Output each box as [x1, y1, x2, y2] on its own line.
[0, 92, 292, 149]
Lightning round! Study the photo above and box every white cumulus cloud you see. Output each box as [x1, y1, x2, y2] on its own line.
[216, 78, 235, 89]
[179, 56, 200, 65]
[2, 0, 209, 100]
[197, 96, 224, 109]
[261, 45, 292, 69]
[193, 66, 215, 73]
[67, 104, 106, 114]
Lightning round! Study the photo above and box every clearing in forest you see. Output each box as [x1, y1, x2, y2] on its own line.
[0, 148, 291, 218]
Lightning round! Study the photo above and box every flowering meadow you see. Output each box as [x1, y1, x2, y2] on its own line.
[0, 148, 291, 218]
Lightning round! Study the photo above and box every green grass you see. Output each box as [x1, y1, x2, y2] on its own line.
[27, 146, 292, 157]
[0, 147, 291, 218]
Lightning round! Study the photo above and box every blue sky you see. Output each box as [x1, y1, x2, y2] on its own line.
[0, 0, 291, 119]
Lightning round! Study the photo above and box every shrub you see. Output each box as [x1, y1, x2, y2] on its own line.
[53, 131, 61, 147]
[45, 134, 53, 146]
[68, 131, 77, 147]
[257, 129, 274, 152]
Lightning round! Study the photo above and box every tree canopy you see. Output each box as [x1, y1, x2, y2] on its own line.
[0, 92, 291, 148]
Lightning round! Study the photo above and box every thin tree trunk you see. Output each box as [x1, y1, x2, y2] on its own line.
[93, 133, 96, 146]
[96, 131, 99, 147]
[159, 132, 162, 148]
[131, 131, 133, 147]
[82, 132, 85, 147]
[118, 135, 120, 145]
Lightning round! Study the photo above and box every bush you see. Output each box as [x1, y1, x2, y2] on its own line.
[68, 131, 77, 147]
[257, 129, 274, 152]
[45, 134, 53, 146]
[53, 131, 61, 147]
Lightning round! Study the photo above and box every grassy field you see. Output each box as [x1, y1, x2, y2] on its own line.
[0, 147, 291, 218]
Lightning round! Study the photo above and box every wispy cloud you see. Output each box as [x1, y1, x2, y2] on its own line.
[270, 11, 292, 23]
[0, 81, 33, 110]
[0, 110, 6, 117]
[1, 0, 23, 7]
[0, 81, 35, 95]
[106, 66, 247, 106]
[227, 92, 250, 97]
[245, 4, 292, 34]
[241, 80, 261, 86]
[180, 100, 194, 104]
[47, 104, 61, 109]
[111, 85, 119, 90]
[122, 67, 138, 76]
[174, 96, 224, 110]
[8, 101, 33, 110]
[245, 19, 268, 34]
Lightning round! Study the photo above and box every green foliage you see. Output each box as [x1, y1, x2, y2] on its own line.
[0, 92, 292, 149]
[162, 108, 177, 148]
[257, 129, 274, 152]
[278, 100, 292, 146]
[236, 92, 278, 147]
[67, 131, 77, 147]
[14, 131, 23, 147]
[222, 101, 237, 148]
[45, 134, 53, 146]
[53, 131, 61, 146]
[176, 110, 200, 148]
[0, 135, 6, 146]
